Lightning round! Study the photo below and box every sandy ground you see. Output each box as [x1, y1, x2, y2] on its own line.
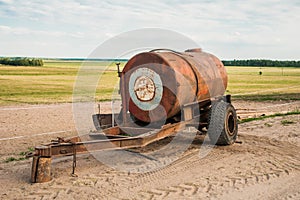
[0, 100, 299, 199]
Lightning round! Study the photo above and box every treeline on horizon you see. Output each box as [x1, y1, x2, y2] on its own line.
[222, 59, 300, 67]
[0, 57, 43, 66]
[1, 56, 300, 67]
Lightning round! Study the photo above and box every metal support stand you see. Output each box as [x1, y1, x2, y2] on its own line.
[31, 156, 52, 183]
[71, 144, 77, 176]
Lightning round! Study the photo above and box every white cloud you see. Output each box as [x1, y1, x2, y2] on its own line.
[0, 0, 299, 59]
[0, 25, 11, 32]
[0, 25, 84, 38]
[0, 0, 13, 4]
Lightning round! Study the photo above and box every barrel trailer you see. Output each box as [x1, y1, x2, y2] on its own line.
[29, 49, 238, 183]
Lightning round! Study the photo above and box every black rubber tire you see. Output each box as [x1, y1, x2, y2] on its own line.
[208, 101, 238, 145]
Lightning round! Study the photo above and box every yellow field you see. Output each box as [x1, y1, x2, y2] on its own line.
[0, 62, 299, 105]
[226, 66, 300, 101]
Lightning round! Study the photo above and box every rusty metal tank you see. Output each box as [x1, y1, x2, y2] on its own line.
[121, 48, 228, 123]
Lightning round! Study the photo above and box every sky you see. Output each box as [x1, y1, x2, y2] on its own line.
[0, 0, 299, 60]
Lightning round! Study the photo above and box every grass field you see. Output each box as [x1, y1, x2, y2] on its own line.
[0, 61, 299, 106]
[226, 67, 300, 101]
[0, 61, 122, 105]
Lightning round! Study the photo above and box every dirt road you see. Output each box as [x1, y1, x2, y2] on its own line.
[0, 101, 299, 199]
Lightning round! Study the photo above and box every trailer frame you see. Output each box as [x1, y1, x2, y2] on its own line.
[29, 96, 228, 183]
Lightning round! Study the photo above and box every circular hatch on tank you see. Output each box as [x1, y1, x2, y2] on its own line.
[129, 67, 163, 111]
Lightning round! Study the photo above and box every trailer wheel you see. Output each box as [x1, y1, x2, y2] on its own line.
[208, 101, 238, 145]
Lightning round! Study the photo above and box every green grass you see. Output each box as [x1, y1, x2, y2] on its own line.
[4, 147, 34, 163]
[240, 110, 300, 123]
[0, 60, 125, 105]
[0, 63, 299, 106]
[226, 66, 300, 101]
[281, 119, 295, 126]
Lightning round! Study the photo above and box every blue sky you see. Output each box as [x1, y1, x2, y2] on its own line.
[0, 0, 299, 59]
